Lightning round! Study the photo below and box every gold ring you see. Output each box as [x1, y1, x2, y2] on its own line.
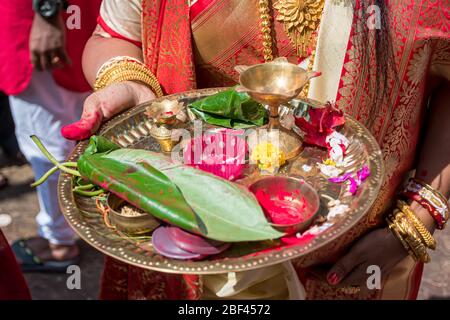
[51, 56, 61, 65]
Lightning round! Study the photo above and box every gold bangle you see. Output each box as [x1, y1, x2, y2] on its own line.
[94, 57, 164, 97]
[394, 208, 434, 260]
[387, 211, 429, 263]
[393, 211, 430, 263]
[386, 216, 415, 258]
[396, 200, 436, 250]
[398, 213, 430, 263]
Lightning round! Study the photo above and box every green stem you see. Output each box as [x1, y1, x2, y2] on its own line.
[64, 162, 79, 168]
[73, 184, 95, 191]
[31, 166, 59, 188]
[30, 135, 81, 177]
[73, 189, 105, 197]
[31, 162, 81, 188]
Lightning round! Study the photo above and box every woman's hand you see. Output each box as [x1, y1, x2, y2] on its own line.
[29, 14, 70, 71]
[61, 81, 156, 140]
[327, 227, 409, 287]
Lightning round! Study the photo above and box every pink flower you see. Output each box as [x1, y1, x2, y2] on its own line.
[183, 129, 247, 181]
[329, 165, 371, 195]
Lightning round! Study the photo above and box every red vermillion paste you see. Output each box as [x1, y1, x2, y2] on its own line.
[61, 111, 102, 140]
[255, 189, 310, 225]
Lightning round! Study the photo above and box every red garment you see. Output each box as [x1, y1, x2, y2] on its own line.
[0, 0, 101, 95]
[0, 1, 34, 95]
[0, 230, 31, 300]
[53, 0, 102, 92]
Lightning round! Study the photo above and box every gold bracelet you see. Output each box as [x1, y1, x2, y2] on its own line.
[393, 211, 430, 263]
[396, 200, 436, 250]
[94, 57, 164, 97]
[398, 212, 430, 263]
[387, 211, 430, 263]
[386, 215, 415, 258]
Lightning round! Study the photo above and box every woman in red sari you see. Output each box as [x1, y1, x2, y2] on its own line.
[62, 0, 450, 299]
[0, 230, 30, 300]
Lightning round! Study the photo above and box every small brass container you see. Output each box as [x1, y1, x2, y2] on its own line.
[149, 125, 175, 153]
[146, 99, 186, 153]
[249, 176, 320, 235]
[145, 99, 187, 125]
[107, 194, 160, 235]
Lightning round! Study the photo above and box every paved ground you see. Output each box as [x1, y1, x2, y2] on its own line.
[0, 161, 104, 300]
[0, 160, 449, 300]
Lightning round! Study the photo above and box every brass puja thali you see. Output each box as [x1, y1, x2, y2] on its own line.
[58, 88, 385, 275]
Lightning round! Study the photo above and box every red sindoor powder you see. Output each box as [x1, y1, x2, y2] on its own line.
[255, 189, 310, 225]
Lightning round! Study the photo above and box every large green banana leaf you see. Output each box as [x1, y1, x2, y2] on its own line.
[77, 137, 283, 242]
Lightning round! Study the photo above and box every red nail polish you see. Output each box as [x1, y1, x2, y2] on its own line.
[328, 273, 339, 285]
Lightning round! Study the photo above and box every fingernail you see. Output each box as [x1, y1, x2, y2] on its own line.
[61, 123, 92, 140]
[327, 272, 339, 285]
[312, 71, 322, 78]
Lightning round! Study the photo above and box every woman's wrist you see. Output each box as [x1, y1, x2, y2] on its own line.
[409, 201, 436, 234]
[124, 81, 157, 105]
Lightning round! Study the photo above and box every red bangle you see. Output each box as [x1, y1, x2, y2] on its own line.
[400, 191, 445, 229]
[400, 178, 449, 230]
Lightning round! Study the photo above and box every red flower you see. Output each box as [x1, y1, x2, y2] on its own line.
[294, 102, 346, 148]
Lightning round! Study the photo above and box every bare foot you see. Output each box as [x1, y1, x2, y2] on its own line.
[17, 237, 79, 263]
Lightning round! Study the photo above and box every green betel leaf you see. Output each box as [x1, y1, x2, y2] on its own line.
[189, 88, 267, 128]
[189, 109, 261, 129]
[163, 166, 284, 242]
[78, 138, 282, 242]
[84, 136, 120, 155]
[78, 138, 204, 234]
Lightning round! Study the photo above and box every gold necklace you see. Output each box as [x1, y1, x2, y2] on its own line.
[273, 0, 325, 58]
[259, 0, 274, 62]
[258, 0, 325, 97]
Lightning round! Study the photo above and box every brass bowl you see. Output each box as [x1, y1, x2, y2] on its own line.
[249, 176, 320, 235]
[236, 58, 317, 160]
[237, 57, 315, 106]
[107, 194, 160, 235]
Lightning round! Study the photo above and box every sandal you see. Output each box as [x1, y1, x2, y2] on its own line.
[0, 174, 8, 189]
[11, 238, 80, 273]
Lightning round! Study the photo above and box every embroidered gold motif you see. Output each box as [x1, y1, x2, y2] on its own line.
[273, 0, 325, 58]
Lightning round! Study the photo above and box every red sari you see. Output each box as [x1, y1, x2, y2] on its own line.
[0, 230, 31, 300]
[99, 0, 450, 300]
